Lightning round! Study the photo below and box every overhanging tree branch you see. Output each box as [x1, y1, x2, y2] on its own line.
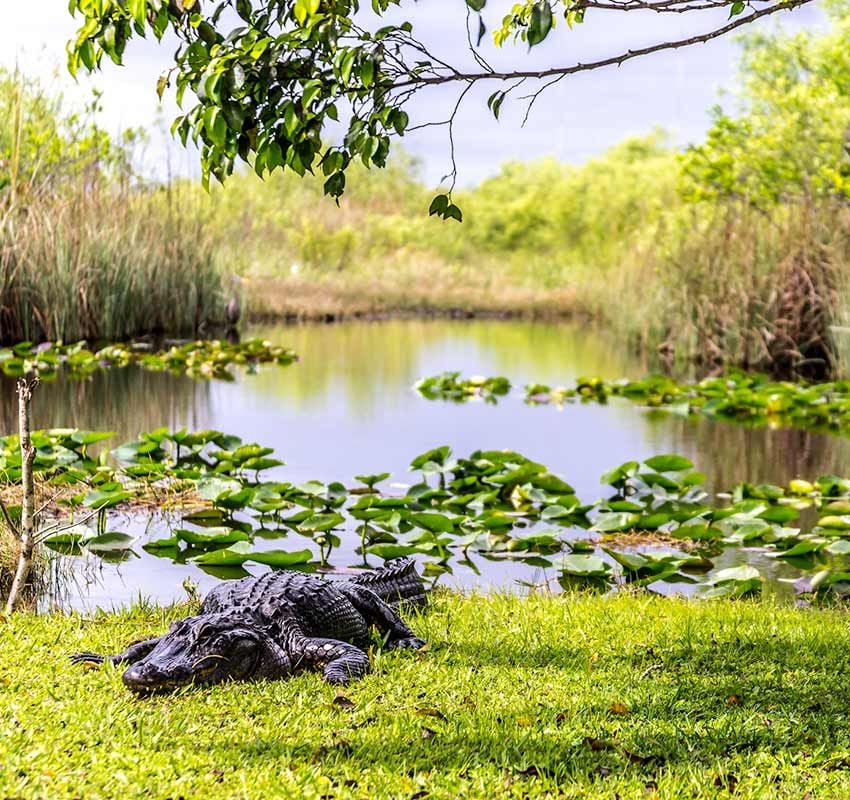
[65, 0, 817, 218]
[391, 0, 814, 88]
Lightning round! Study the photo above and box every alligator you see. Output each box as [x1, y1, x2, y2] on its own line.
[71, 559, 427, 693]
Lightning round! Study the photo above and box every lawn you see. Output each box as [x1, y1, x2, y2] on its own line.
[3, 591, 850, 799]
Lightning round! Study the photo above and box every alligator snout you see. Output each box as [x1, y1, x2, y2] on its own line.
[122, 661, 193, 693]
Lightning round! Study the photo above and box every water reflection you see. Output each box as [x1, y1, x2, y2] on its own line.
[245, 320, 648, 417]
[0, 367, 210, 444]
[642, 412, 850, 493]
[5, 319, 850, 608]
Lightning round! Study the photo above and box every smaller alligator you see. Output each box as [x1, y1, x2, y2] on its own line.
[72, 559, 426, 693]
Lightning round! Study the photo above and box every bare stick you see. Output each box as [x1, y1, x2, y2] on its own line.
[33, 508, 103, 545]
[5, 376, 38, 614]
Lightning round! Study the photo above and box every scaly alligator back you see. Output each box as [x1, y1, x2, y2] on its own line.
[350, 558, 427, 608]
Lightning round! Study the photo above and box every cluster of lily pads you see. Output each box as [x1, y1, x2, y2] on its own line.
[0, 339, 297, 382]
[416, 371, 850, 435]
[414, 372, 511, 404]
[6, 426, 850, 599]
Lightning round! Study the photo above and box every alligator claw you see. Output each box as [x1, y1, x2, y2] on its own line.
[388, 636, 427, 651]
[324, 670, 353, 685]
[70, 652, 107, 665]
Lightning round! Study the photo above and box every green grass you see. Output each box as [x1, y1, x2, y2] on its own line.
[4, 592, 850, 798]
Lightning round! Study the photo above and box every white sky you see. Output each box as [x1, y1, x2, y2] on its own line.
[0, 0, 826, 186]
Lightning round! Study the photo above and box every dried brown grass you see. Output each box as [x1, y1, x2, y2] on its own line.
[617, 200, 850, 378]
[244, 275, 583, 322]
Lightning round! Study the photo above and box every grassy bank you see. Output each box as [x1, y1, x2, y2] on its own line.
[243, 275, 580, 322]
[4, 592, 850, 798]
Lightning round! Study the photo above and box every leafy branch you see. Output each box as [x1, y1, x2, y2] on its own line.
[65, 0, 814, 217]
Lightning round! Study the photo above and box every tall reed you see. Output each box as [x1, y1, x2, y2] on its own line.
[0, 185, 225, 343]
[615, 201, 850, 379]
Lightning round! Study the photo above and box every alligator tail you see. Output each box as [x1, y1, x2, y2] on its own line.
[351, 558, 427, 608]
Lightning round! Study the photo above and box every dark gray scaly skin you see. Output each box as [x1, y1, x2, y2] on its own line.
[71, 559, 427, 693]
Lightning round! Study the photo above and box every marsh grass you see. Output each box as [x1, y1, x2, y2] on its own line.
[245, 273, 580, 322]
[0, 185, 225, 343]
[4, 592, 850, 798]
[0, 518, 43, 608]
[613, 200, 850, 378]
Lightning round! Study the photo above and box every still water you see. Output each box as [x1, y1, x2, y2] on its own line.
[9, 320, 850, 609]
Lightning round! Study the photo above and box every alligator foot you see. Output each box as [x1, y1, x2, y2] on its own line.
[71, 636, 164, 668]
[386, 636, 426, 651]
[70, 651, 110, 665]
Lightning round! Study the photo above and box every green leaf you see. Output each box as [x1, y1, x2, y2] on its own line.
[360, 60, 375, 88]
[128, 0, 147, 28]
[712, 565, 761, 584]
[42, 525, 93, 546]
[355, 472, 391, 488]
[83, 489, 133, 510]
[826, 539, 850, 555]
[174, 527, 250, 547]
[758, 506, 798, 524]
[84, 532, 136, 552]
[444, 204, 463, 222]
[298, 512, 345, 533]
[324, 172, 346, 198]
[72, 431, 116, 446]
[366, 543, 420, 559]
[392, 110, 409, 136]
[293, 0, 309, 24]
[142, 536, 181, 551]
[197, 476, 243, 501]
[411, 446, 452, 470]
[246, 548, 313, 568]
[591, 512, 639, 533]
[643, 454, 693, 473]
[558, 554, 611, 577]
[487, 91, 506, 120]
[428, 194, 449, 217]
[190, 541, 253, 566]
[409, 512, 455, 533]
[527, 1, 553, 47]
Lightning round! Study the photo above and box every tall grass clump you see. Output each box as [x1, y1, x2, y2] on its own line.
[619, 201, 850, 379]
[0, 513, 43, 610]
[0, 188, 224, 343]
[0, 68, 225, 344]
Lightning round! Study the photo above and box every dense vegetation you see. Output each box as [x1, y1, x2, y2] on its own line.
[187, 2, 850, 376]
[0, 70, 224, 343]
[5, 593, 850, 798]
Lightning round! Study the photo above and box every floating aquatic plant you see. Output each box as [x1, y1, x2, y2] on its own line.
[413, 372, 511, 403]
[6, 426, 850, 599]
[0, 338, 297, 382]
[417, 370, 850, 437]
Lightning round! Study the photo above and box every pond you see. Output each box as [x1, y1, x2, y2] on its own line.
[11, 319, 850, 610]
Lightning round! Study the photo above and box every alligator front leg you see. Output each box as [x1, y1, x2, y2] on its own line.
[338, 584, 426, 650]
[71, 636, 164, 667]
[291, 637, 371, 684]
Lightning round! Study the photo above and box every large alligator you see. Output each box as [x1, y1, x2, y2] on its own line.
[71, 559, 426, 692]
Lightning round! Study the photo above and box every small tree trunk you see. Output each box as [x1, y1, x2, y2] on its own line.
[5, 377, 37, 614]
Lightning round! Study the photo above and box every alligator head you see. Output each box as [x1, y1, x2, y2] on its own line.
[122, 611, 291, 693]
